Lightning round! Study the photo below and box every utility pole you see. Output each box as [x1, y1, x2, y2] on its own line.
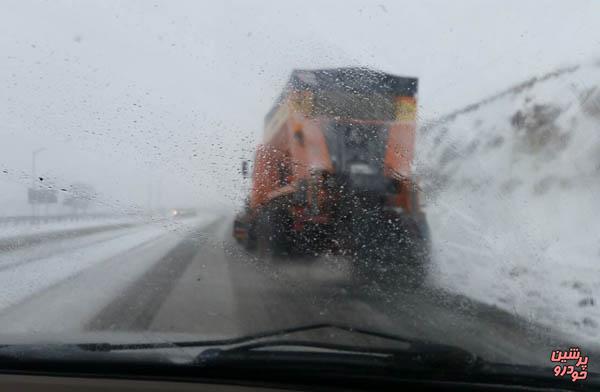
[32, 148, 46, 186]
[31, 147, 46, 216]
[147, 183, 153, 216]
[156, 175, 162, 216]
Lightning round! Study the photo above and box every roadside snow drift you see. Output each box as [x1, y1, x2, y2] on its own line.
[418, 61, 600, 342]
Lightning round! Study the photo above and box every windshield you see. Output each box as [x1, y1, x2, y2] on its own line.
[1, 0, 600, 385]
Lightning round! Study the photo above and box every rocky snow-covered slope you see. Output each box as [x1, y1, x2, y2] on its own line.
[417, 61, 600, 342]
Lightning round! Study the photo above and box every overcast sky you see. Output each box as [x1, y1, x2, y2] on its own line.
[1, 0, 600, 214]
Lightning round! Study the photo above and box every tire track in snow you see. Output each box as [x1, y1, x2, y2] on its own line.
[0, 226, 170, 312]
[0, 227, 147, 273]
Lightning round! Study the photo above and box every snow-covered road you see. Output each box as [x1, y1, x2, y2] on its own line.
[0, 212, 586, 367]
[0, 214, 218, 334]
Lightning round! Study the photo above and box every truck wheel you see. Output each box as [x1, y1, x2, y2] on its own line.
[290, 223, 325, 258]
[255, 205, 291, 258]
[242, 223, 256, 251]
[351, 214, 430, 290]
[387, 217, 430, 289]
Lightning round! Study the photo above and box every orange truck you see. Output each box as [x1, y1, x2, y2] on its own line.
[234, 68, 429, 282]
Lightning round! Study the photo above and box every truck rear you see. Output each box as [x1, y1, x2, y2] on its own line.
[234, 68, 429, 284]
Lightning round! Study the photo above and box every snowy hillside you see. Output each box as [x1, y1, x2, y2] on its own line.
[418, 61, 600, 342]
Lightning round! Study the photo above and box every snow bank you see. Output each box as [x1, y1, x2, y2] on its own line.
[0, 211, 219, 241]
[418, 61, 600, 342]
[0, 213, 220, 314]
[0, 216, 141, 240]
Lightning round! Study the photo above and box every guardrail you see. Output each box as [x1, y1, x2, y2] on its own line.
[0, 208, 220, 228]
[0, 213, 138, 227]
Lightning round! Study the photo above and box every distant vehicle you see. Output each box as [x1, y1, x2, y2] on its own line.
[63, 183, 96, 213]
[234, 68, 430, 284]
[170, 208, 198, 218]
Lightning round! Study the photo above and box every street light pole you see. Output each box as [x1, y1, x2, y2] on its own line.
[32, 147, 46, 187]
[31, 148, 46, 216]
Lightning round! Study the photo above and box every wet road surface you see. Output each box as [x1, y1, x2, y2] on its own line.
[0, 215, 578, 366]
